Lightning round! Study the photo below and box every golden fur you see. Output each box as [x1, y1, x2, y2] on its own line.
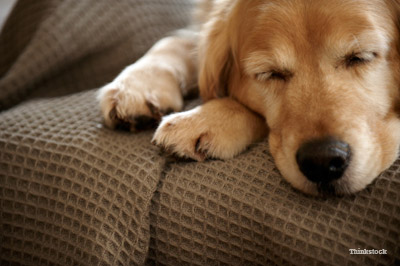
[98, 0, 400, 195]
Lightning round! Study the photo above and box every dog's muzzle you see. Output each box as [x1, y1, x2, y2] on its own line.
[296, 137, 351, 184]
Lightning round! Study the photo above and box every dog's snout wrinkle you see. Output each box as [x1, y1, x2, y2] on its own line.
[296, 137, 351, 184]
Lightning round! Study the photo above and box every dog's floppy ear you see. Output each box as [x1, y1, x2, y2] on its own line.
[393, 1, 400, 40]
[389, 0, 400, 51]
[198, 1, 255, 102]
[198, 15, 234, 101]
[388, 1, 400, 77]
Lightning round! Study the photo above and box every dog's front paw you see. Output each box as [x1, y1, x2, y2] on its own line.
[151, 109, 222, 161]
[152, 99, 268, 161]
[98, 65, 183, 131]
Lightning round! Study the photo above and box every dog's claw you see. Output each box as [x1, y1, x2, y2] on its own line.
[195, 137, 202, 153]
[194, 134, 208, 161]
[110, 114, 159, 132]
[146, 100, 162, 120]
[107, 99, 166, 132]
[109, 106, 118, 121]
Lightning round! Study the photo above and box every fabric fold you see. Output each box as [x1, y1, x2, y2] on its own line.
[0, 0, 193, 110]
[0, 90, 170, 265]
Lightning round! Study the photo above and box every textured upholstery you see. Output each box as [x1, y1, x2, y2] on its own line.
[0, 1, 399, 265]
[0, 0, 192, 110]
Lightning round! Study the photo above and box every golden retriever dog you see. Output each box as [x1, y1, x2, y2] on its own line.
[98, 0, 400, 195]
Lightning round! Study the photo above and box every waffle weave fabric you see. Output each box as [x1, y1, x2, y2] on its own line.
[0, 0, 193, 110]
[0, 1, 400, 265]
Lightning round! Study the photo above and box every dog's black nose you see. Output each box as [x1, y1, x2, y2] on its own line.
[296, 137, 351, 183]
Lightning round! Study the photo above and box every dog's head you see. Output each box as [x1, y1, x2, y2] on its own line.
[199, 0, 400, 195]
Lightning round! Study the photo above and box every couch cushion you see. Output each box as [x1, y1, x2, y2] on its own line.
[147, 134, 400, 265]
[1, 90, 167, 264]
[1, 90, 399, 265]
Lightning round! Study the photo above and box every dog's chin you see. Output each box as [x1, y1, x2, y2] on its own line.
[289, 171, 375, 197]
[290, 179, 353, 197]
[315, 180, 352, 196]
[281, 170, 377, 197]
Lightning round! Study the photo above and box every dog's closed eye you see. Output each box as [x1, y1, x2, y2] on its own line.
[255, 69, 293, 82]
[344, 51, 377, 68]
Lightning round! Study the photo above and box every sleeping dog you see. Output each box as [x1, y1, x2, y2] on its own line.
[98, 0, 400, 195]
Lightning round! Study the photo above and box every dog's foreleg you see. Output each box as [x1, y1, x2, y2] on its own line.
[98, 29, 198, 131]
[152, 98, 268, 161]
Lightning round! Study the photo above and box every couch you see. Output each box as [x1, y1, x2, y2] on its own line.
[0, 1, 399, 265]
